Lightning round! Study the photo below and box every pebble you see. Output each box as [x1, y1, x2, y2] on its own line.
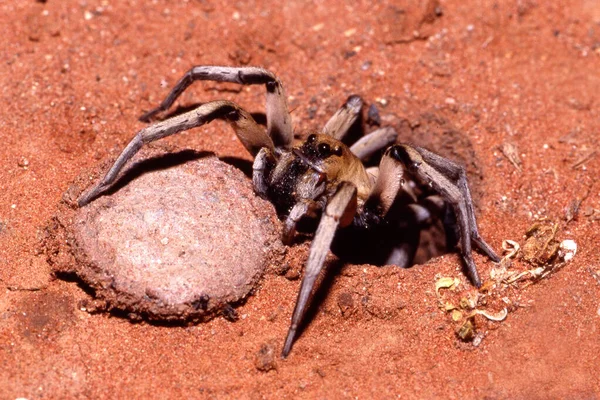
[57, 153, 281, 321]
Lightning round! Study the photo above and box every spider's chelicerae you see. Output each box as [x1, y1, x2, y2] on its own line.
[78, 66, 500, 357]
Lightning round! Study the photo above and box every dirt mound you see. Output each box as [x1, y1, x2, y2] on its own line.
[44, 148, 282, 321]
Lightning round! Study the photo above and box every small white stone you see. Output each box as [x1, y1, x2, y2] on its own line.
[18, 157, 29, 168]
[559, 239, 577, 262]
[344, 28, 357, 37]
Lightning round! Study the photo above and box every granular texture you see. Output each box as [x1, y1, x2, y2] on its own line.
[45, 148, 281, 321]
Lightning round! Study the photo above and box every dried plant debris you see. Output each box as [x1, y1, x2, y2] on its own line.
[475, 308, 508, 322]
[565, 185, 592, 223]
[454, 309, 507, 343]
[437, 221, 578, 345]
[583, 207, 600, 220]
[502, 239, 520, 259]
[435, 276, 507, 345]
[558, 240, 577, 262]
[456, 318, 475, 341]
[435, 276, 459, 296]
[571, 150, 596, 170]
[521, 222, 560, 265]
[501, 221, 577, 287]
[499, 142, 522, 172]
[255, 342, 278, 372]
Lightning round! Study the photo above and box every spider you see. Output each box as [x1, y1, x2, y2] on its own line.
[77, 66, 500, 357]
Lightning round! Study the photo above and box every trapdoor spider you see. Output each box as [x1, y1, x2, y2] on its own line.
[78, 66, 500, 357]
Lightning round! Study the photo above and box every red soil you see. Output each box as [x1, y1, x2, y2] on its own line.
[1, 1, 599, 398]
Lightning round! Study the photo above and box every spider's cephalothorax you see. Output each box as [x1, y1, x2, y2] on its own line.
[78, 66, 500, 358]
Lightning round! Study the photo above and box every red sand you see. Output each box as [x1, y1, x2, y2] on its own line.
[1, 1, 599, 398]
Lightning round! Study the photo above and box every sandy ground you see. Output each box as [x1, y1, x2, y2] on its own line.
[1, 0, 599, 398]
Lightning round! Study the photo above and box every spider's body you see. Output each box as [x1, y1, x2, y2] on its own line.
[78, 66, 500, 358]
[265, 134, 369, 224]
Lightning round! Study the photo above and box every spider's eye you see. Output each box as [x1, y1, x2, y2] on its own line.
[318, 143, 331, 157]
[307, 134, 317, 143]
[332, 146, 343, 156]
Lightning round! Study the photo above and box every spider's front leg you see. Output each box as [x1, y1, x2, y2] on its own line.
[322, 95, 363, 140]
[387, 144, 500, 287]
[322, 96, 398, 161]
[349, 126, 398, 161]
[78, 101, 273, 206]
[282, 181, 358, 358]
[139, 66, 293, 149]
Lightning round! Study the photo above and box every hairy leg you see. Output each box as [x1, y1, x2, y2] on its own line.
[367, 149, 442, 268]
[282, 182, 357, 357]
[349, 126, 398, 160]
[322, 95, 363, 141]
[139, 65, 293, 149]
[365, 148, 408, 216]
[79, 101, 272, 206]
[384, 234, 419, 268]
[387, 144, 500, 287]
[406, 146, 501, 262]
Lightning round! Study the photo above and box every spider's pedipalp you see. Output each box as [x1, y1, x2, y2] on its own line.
[282, 181, 357, 358]
[139, 66, 293, 149]
[252, 147, 276, 199]
[78, 101, 271, 206]
[323, 95, 363, 141]
[281, 199, 320, 245]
